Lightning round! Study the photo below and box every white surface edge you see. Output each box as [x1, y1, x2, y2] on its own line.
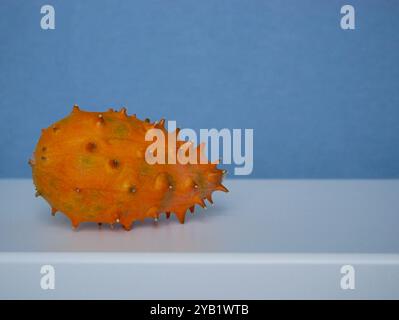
[1, 252, 399, 264]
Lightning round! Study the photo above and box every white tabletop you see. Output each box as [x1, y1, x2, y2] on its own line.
[1, 179, 399, 299]
[1, 179, 398, 253]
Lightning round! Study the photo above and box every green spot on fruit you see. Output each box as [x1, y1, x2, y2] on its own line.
[139, 162, 151, 175]
[64, 203, 74, 211]
[49, 179, 58, 189]
[94, 205, 104, 212]
[114, 124, 128, 137]
[79, 155, 94, 169]
[104, 115, 115, 122]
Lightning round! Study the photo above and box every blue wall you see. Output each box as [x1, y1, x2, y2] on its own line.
[1, 0, 398, 178]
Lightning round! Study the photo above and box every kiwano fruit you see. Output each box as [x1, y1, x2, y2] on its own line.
[29, 105, 228, 230]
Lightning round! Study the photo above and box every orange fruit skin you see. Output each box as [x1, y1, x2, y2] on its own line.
[30, 106, 227, 230]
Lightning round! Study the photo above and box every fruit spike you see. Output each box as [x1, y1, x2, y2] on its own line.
[30, 105, 228, 230]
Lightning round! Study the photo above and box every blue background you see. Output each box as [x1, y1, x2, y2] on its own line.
[0, 0, 398, 178]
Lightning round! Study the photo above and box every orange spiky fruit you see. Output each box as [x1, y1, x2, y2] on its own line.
[30, 106, 228, 230]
